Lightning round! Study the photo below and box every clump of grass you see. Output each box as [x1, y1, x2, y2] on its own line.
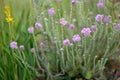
[0, 0, 37, 80]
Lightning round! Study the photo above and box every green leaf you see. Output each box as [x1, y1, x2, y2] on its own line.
[68, 70, 75, 77]
[85, 71, 92, 79]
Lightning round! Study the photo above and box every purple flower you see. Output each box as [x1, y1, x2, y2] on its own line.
[35, 23, 42, 29]
[19, 45, 24, 51]
[97, 2, 104, 8]
[114, 23, 120, 31]
[30, 48, 35, 53]
[63, 39, 70, 45]
[72, 0, 78, 4]
[103, 16, 111, 23]
[116, 48, 120, 53]
[91, 25, 97, 32]
[60, 18, 68, 26]
[118, 14, 120, 19]
[95, 14, 103, 22]
[81, 28, 91, 37]
[69, 24, 75, 29]
[28, 27, 34, 34]
[10, 41, 18, 49]
[110, 57, 117, 63]
[56, 0, 61, 3]
[72, 34, 81, 42]
[48, 8, 55, 15]
[40, 42, 45, 48]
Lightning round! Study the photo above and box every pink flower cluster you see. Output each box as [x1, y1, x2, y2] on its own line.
[62, 25, 97, 46]
[48, 8, 55, 15]
[72, 34, 81, 42]
[60, 18, 68, 26]
[35, 23, 42, 29]
[95, 14, 111, 23]
[97, 0, 104, 8]
[72, 0, 78, 4]
[63, 34, 81, 45]
[114, 23, 120, 31]
[81, 28, 91, 37]
[10, 41, 24, 51]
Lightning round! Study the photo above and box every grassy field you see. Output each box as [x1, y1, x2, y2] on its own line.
[0, 0, 120, 80]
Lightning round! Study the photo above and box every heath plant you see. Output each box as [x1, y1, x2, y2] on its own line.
[0, 0, 120, 80]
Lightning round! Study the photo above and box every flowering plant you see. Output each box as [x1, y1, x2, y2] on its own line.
[1, 0, 120, 80]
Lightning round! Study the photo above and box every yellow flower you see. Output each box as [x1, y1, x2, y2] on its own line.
[6, 17, 13, 22]
[4, 5, 13, 22]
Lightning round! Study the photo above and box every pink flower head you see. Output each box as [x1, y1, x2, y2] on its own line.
[60, 18, 68, 26]
[28, 27, 34, 34]
[91, 25, 97, 32]
[72, 0, 78, 4]
[30, 48, 35, 53]
[95, 14, 103, 22]
[40, 42, 45, 48]
[56, 0, 61, 3]
[72, 34, 81, 42]
[97, 2, 104, 8]
[48, 8, 55, 15]
[116, 48, 120, 53]
[114, 23, 120, 31]
[103, 16, 111, 23]
[10, 41, 18, 49]
[81, 28, 91, 37]
[118, 14, 120, 19]
[19, 45, 24, 51]
[63, 39, 70, 45]
[69, 24, 75, 29]
[35, 23, 42, 29]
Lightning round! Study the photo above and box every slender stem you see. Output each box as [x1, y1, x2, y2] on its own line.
[8, 22, 12, 41]
[70, 1, 73, 23]
[71, 46, 76, 70]
[83, 54, 87, 67]
[61, 51, 65, 70]
[93, 56, 97, 73]
[61, 25, 64, 41]
[33, 34, 41, 69]
[66, 46, 70, 62]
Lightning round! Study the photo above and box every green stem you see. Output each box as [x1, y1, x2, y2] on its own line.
[71, 45, 76, 70]
[66, 46, 70, 62]
[33, 34, 41, 69]
[8, 22, 12, 41]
